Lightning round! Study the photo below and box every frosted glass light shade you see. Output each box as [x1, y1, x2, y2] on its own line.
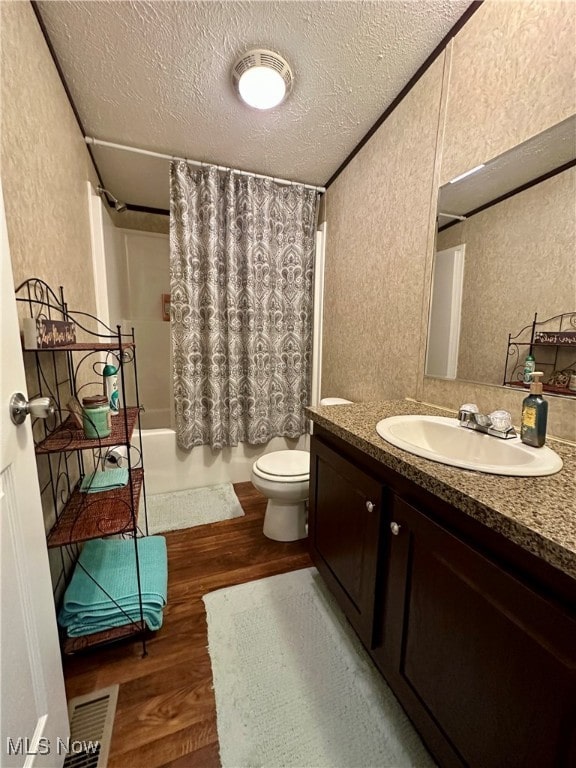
[238, 66, 287, 110]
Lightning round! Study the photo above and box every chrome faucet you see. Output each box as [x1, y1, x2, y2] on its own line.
[458, 404, 517, 440]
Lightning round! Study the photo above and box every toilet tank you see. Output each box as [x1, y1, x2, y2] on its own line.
[319, 397, 352, 405]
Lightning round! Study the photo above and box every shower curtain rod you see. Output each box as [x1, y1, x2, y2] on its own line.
[85, 137, 326, 194]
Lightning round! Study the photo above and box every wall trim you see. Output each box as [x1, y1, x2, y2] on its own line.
[30, 0, 104, 189]
[123, 203, 170, 216]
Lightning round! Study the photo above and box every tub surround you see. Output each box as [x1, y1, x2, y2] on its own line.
[306, 400, 576, 581]
[137, 429, 309, 495]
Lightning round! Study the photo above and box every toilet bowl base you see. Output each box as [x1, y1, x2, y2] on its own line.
[263, 498, 307, 542]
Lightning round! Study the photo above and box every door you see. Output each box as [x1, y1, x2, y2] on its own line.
[377, 495, 576, 768]
[425, 244, 465, 379]
[308, 437, 384, 648]
[0, 180, 69, 766]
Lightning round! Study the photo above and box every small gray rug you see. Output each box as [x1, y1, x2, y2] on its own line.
[203, 567, 436, 768]
[145, 482, 244, 534]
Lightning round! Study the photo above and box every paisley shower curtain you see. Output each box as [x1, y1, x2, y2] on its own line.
[170, 160, 318, 450]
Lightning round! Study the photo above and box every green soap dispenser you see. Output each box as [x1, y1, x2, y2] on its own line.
[520, 372, 548, 447]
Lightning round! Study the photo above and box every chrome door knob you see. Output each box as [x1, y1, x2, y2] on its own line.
[390, 521, 401, 536]
[10, 393, 55, 425]
[365, 500, 375, 513]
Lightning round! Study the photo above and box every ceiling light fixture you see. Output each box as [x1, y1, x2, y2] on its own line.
[232, 49, 293, 110]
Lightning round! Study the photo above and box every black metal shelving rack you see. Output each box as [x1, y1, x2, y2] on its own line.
[15, 278, 150, 655]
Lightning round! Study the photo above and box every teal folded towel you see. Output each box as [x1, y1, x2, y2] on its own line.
[80, 468, 129, 493]
[59, 536, 167, 637]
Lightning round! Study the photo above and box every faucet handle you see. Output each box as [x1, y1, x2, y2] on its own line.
[489, 410, 513, 432]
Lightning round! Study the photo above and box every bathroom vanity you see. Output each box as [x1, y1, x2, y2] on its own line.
[306, 401, 576, 768]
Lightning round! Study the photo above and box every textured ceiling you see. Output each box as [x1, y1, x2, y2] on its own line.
[36, 0, 471, 211]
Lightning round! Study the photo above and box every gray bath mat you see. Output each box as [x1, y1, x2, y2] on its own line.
[203, 567, 436, 768]
[145, 482, 244, 534]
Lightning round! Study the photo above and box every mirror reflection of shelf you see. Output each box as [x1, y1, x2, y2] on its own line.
[504, 381, 575, 397]
[504, 311, 576, 398]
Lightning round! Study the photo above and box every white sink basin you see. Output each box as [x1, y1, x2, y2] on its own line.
[375, 416, 563, 476]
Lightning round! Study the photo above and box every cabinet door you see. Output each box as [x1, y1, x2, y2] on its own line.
[308, 438, 384, 648]
[378, 496, 576, 768]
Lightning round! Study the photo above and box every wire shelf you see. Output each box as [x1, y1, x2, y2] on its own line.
[35, 408, 140, 454]
[47, 469, 144, 547]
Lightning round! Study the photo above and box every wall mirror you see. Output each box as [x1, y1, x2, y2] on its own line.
[425, 115, 576, 397]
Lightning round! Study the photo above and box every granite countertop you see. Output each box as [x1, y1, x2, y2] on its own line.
[306, 400, 576, 581]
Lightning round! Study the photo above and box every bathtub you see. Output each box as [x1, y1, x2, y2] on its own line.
[136, 428, 309, 495]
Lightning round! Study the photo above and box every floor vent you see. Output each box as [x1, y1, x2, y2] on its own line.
[63, 684, 119, 768]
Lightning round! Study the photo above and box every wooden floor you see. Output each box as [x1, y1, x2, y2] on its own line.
[63, 482, 312, 767]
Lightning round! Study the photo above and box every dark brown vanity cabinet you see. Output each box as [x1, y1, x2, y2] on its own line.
[376, 495, 576, 768]
[308, 437, 385, 648]
[308, 430, 576, 768]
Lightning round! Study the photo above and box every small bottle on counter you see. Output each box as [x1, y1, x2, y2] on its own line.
[520, 372, 547, 447]
[82, 395, 112, 439]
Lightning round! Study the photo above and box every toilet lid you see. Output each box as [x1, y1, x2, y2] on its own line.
[255, 450, 309, 478]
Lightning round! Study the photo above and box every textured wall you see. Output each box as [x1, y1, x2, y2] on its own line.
[420, 376, 576, 443]
[436, 168, 576, 386]
[441, 0, 576, 185]
[0, 1, 99, 314]
[322, 55, 445, 402]
[0, 1, 101, 597]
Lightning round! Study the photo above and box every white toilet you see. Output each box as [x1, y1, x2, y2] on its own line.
[251, 398, 352, 541]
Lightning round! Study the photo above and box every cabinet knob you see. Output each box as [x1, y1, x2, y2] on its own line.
[390, 521, 401, 536]
[365, 500, 375, 513]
